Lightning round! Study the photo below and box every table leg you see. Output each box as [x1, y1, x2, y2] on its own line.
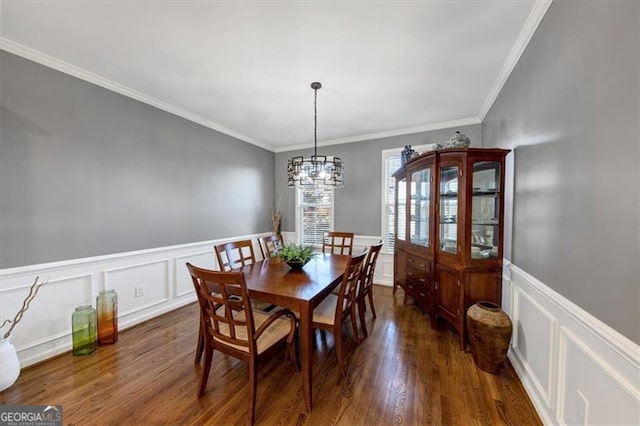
[299, 303, 313, 411]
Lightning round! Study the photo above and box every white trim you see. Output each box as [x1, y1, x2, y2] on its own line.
[0, 38, 272, 152]
[0, 232, 266, 277]
[508, 262, 639, 366]
[478, 0, 553, 120]
[511, 285, 558, 407]
[274, 117, 481, 153]
[0, 232, 273, 367]
[504, 261, 640, 425]
[0, 38, 480, 155]
[173, 251, 212, 298]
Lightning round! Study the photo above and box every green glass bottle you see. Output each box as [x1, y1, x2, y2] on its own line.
[72, 305, 96, 356]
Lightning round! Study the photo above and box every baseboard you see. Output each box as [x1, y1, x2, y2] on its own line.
[503, 261, 640, 425]
[0, 233, 269, 367]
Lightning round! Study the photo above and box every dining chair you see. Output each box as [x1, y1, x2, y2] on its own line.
[258, 233, 284, 259]
[186, 263, 298, 425]
[357, 242, 383, 339]
[195, 240, 258, 364]
[214, 239, 256, 271]
[322, 231, 354, 255]
[312, 251, 367, 377]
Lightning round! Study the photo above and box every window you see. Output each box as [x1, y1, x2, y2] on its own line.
[381, 144, 431, 253]
[297, 187, 333, 246]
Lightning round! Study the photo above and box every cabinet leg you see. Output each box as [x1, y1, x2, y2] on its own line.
[459, 333, 466, 352]
[429, 313, 438, 330]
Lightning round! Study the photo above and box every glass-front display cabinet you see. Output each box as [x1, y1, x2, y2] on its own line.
[393, 147, 510, 350]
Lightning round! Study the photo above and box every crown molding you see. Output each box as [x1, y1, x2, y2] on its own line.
[274, 117, 482, 153]
[478, 0, 553, 120]
[2, 0, 550, 156]
[0, 38, 275, 152]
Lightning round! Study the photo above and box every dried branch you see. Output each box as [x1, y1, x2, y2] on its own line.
[271, 195, 283, 235]
[1, 276, 48, 339]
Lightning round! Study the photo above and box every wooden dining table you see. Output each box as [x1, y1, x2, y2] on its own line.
[240, 253, 349, 411]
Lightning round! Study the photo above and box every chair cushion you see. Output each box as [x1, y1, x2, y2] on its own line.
[210, 310, 292, 354]
[312, 294, 348, 326]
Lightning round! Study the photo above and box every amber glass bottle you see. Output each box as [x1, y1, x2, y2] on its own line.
[97, 289, 118, 345]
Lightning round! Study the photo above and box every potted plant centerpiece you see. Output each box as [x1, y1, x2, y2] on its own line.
[278, 244, 315, 270]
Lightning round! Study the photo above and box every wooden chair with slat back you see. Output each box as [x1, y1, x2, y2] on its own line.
[312, 251, 367, 377]
[194, 240, 258, 364]
[186, 263, 298, 425]
[322, 231, 354, 255]
[357, 241, 383, 339]
[215, 239, 256, 271]
[258, 234, 284, 259]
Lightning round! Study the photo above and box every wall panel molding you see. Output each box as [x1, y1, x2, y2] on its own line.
[0, 232, 272, 367]
[504, 261, 640, 424]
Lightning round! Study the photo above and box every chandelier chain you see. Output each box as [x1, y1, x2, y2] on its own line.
[313, 85, 318, 157]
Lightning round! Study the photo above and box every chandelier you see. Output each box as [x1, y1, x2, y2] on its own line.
[287, 82, 344, 188]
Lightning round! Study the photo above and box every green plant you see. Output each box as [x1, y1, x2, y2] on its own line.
[278, 244, 315, 264]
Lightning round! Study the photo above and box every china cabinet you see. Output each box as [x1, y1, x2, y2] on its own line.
[392, 147, 510, 350]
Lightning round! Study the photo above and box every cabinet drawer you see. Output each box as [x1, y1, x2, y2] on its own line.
[406, 254, 429, 269]
[406, 271, 428, 289]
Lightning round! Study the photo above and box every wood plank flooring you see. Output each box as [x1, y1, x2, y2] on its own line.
[0, 286, 541, 425]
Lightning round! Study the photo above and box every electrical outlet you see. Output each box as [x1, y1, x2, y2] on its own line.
[134, 285, 145, 298]
[576, 390, 589, 425]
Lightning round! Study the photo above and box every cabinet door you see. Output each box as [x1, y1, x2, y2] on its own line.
[409, 165, 432, 248]
[396, 178, 407, 242]
[437, 161, 462, 258]
[435, 264, 461, 321]
[469, 161, 502, 260]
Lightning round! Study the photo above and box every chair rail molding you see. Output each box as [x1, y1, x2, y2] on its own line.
[503, 260, 640, 425]
[0, 232, 271, 367]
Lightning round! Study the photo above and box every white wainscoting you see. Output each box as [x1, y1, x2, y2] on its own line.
[503, 261, 640, 425]
[0, 233, 269, 367]
[281, 232, 393, 286]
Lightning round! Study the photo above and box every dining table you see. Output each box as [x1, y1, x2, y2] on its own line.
[240, 253, 349, 411]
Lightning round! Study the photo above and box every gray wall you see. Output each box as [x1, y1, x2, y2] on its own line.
[275, 124, 481, 235]
[1, 51, 275, 268]
[482, 1, 639, 343]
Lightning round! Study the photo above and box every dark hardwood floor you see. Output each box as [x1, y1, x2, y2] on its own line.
[0, 286, 541, 425]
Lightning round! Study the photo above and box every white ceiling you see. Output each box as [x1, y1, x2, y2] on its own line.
[1, 1, 546, 152]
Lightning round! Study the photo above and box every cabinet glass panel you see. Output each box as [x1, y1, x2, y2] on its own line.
[410, 168, 430, 247]
[471, 161, 501, 259]
[439, 165, 459, 254]
[396, 178, 406, 241]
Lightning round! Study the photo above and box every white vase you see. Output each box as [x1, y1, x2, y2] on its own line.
[0, 337, 21, 391]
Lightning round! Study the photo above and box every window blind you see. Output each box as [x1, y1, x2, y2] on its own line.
[383, 152, 402, 253]
[298, 187, 333, 246]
